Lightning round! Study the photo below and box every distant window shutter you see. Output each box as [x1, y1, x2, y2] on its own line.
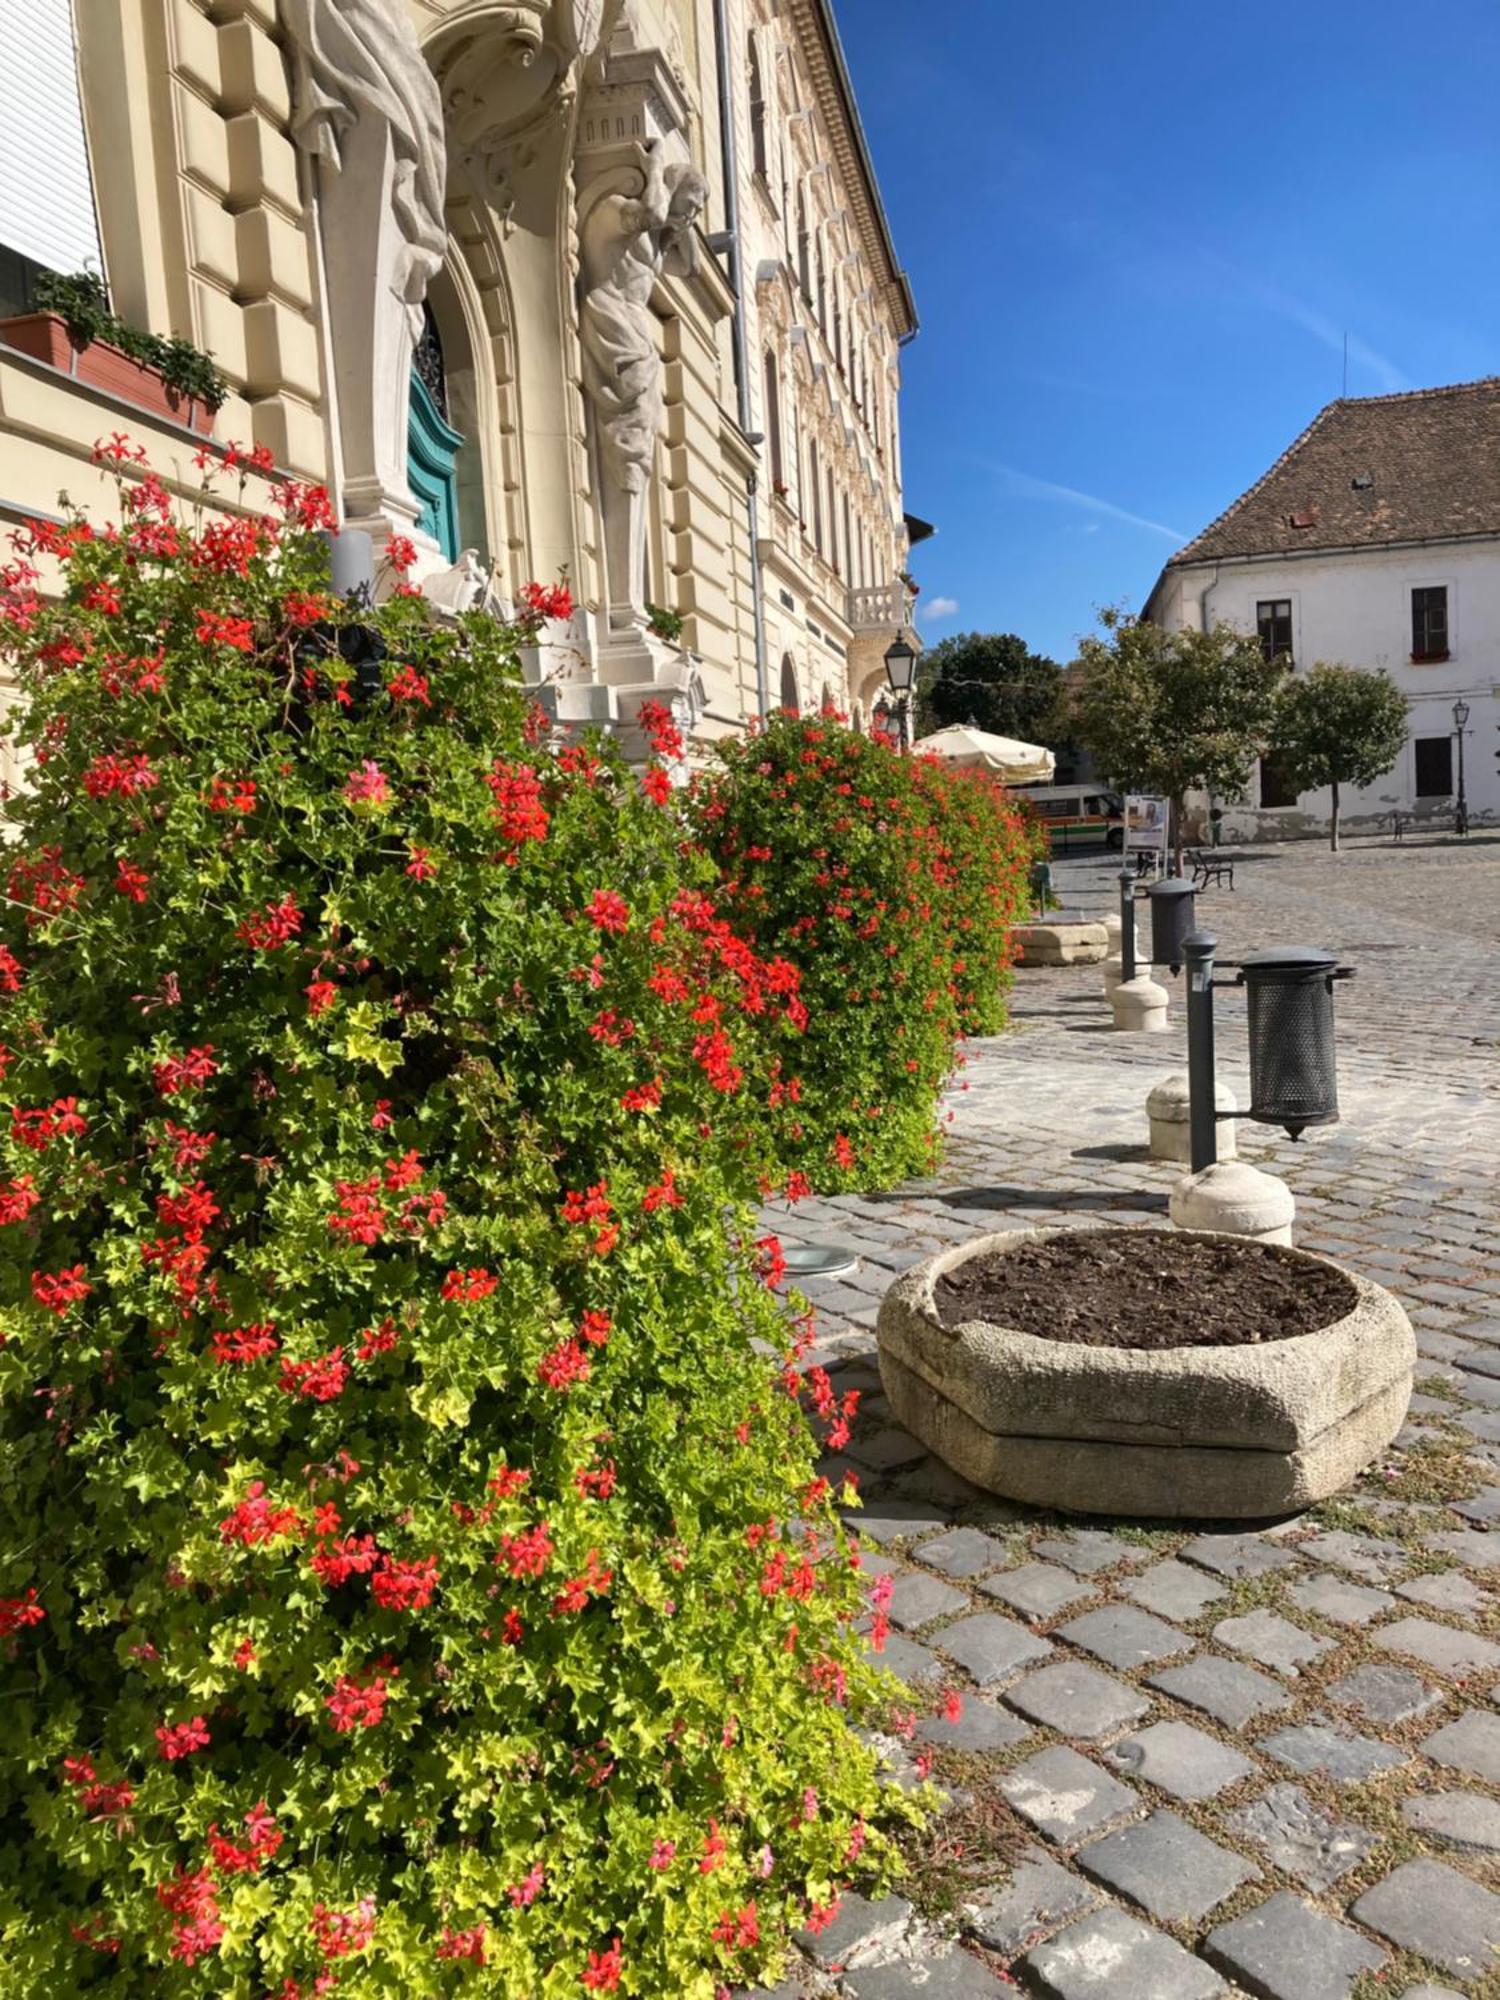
[0, 1, 101, 276]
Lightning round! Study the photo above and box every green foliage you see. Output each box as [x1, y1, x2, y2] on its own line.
[692, 711, 1039, 1193]
[32, 269, 228, 412]
[916, 631, 1067, 747]
[1072, 609, 1284, 846]
[0, 458, 918, 1996]
[643, 603, 683, 645]
[1268, 662, 1409, 847]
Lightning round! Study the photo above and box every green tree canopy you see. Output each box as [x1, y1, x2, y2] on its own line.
[1072, 609, 1284, 862]
[916, 630, 1067, 745]
[1268, 660, 1409, 849]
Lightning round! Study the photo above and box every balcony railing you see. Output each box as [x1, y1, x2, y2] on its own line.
[846, 581, 913, 633]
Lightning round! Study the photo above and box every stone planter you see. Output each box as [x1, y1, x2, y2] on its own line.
[0, 313, 216, 433]
[877, 1228, 1415, 1519]
[1010, 919, 1109, 967]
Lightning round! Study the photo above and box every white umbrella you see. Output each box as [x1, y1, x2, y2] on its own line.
[913, 725, 1055, 784]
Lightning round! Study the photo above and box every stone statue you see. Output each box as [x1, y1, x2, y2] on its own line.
[578, 138, 708, 625]
[283, 0, 448, 536]
[421, 548, 491, 615]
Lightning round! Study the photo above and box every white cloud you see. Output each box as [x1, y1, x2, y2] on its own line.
[920, 594, 959, 623]
[977, 459, 1187, 543]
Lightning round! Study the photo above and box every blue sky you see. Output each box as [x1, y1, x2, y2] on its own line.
[840, 0, 1500, 661]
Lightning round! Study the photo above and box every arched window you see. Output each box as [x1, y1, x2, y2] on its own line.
[748, 36, 768, 180]
[815, 234, 826, 335]
[407, 302, 465, 560]
[827, 466, 837, 569]
[833, 280, 843, 373]
[842, 491, 852, 582]
[763, 351, 784, 487]
[780, 655, 800, 714]
[797, 188, 810, 300]
[809, 437, 822, 552]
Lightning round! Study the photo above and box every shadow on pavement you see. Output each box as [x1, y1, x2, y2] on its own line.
[938, 1185, 1169, 1214]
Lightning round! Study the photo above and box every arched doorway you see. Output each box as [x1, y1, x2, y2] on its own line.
[780, 655, 800, 714]
[408, 303, 465, 560]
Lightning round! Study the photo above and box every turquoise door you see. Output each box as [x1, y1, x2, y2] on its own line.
[407, 370, 465, 561]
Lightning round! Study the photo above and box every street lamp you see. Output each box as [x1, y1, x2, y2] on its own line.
[1453, 698, 1471, 837]
[883, 633, 917, 752]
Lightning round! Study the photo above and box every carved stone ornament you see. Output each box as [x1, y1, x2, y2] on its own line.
[283, 0, 448, 537]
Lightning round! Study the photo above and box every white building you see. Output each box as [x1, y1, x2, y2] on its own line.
[1144, 378, 1500, 839]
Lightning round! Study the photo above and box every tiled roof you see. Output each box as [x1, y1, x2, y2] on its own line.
[1167, 377, 1500, 567]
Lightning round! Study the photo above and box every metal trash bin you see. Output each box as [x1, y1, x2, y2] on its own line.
[1029, 860, 1054, 916]
[1147, 878, 1197, 972]
[1239, 946, 1348, 1138]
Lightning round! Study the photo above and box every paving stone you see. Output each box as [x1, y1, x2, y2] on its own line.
[1288, 1571, 1396, 1626]
[1354, 1857, 1500, 1981]
[1106, 1720, 1256, 1802]
[1427, 1528, 1500, 1569]
[938, 1612, 1052, 1686]
[1205, 1889, 1386, 2000]
[1397, 1570, 1487, 1614]
[842, 1949, 1013, 1998]
[1058, 1603, 1193, 1670]
[797, 1891, 912, 1968]
[844, 1499, 953, 1547]
[1033, 1529, 1149, 1576]
[962, 1845, 1101, 1955]
[1402, 1788, 1500, 1853]
[1422, 1708, 1500, 1782]
[1451, 1485, 1500, 1526]
[1261, 1719, 1406, 1782]
[915, 1694, 1030, 1754]
[1147, 1656, 1292, 1729]
[1076, 1808, 1257, 1922]
[1225, 1782, 1378, 1890]
[998, 1745, 1143, 1846]
[847, 1425, 928, 1472]
[866, 1632, 942, 1685]
[981, 1561, 1094, 1619]
[1004, 1661, 1151, 1741]
[1374, 1615, 1500, 1679]
[1396, 1987, 1466, 2000]
[1024, 1906, 1226, 1998]
[1123, 1558, 1227, 1621]
[1213, 1608, 1334, 1676]
[1326, 1662, 1442, 1725]
[884, 1570, 971, 1632]
[1179, 1532, 1300, 1580]
[915, 1526, 1010, 1578]
[1295, 1527, 1409, 1581]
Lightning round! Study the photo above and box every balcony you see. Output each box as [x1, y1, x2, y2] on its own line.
[846, 580, 915, 634]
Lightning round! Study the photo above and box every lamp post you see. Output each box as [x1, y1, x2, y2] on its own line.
[882, 633, 917, 752]
[1453, 697, 1471, 837]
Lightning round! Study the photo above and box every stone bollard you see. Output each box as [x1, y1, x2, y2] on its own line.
[1102, 954, 1125, 998]
[1146, 1074, 1238, 1163]
[1169, 1161, 1295, 1245]
[1109, 975, 1170, 1033]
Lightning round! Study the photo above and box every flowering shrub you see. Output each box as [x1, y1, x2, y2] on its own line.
[0, 453, 918, 1995]
[694, 710, 1038, 1192]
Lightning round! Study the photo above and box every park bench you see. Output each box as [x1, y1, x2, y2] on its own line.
[1186, 848, 1235, 890]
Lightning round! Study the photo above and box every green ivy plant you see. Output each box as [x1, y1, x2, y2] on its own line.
[644, 603, 684, 645]
[31, 270, 229, 412]
[0, 448, 920, 1995]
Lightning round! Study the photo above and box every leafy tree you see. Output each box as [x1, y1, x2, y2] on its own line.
[1071, 609, 1284, 869]
[1268, 661, 1409, 850]
[915, 631, 1067, 746]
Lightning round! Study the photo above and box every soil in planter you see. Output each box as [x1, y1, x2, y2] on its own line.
[933, 1230, 1357, 1349]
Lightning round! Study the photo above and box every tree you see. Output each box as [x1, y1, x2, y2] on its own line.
[1268, 661, 1409, 850]
[916, 630, 1067, 745]
[1071, 609, 1284, 870]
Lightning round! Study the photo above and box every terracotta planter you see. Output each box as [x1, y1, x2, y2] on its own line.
[0, 313, 216, 435]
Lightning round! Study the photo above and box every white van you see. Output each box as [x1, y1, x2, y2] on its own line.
[1012, 785, 1125, 849]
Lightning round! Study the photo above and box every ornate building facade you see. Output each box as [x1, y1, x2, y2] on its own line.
[0, 0, 918, 748]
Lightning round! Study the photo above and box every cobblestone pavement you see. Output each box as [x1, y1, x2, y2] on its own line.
[750, 836, 1500, 1999]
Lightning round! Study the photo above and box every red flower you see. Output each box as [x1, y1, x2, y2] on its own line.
[207, 1802, 282, 1875]
[157, 1867, 222, 1966]
[206, 775, 257, 814]
[325, 1671, 389, 1732]
[357, 1317, 399, 1361]
[637, 698, 684, 760]
[0, 1174, 38, 1224]
[153, 1045, 218, 1096]
[517, 579, 575, 623]
[551, 1548, 612, 1614]
[328, 1174, 384, 1245]
[156, 1716, 211, 1761]
[371, 1553, 439, 1611]
[31, 1265, 91, 1313]
[578, 1309, 612, 1347]
[114, 858, 149, 901]
[210, 1322, 278, 1365]
[388, 662, 430, 704]
[621, 1078, 662, 1114]
[495, 1522, 553, 1579]
[83, 751, 158, 799]
[582, 1938, 623, 1992]
[641, 764, 673, 804]
[485, 760, 549, 856]
[642, 1170, 683, 1213]
[385, 535, 418, 573]
[586, 888, 630, 935]
[279, 1347, 350, 1402]
[236, 895, 303, 951]
[306, 978, 339, 1016]
[437, 1925, 487, 1963]
[538, 1336, 591, 1392]
[220, 1481, 302, 1546]
[0, 1589, 45, 1635]
[405, 843, 436, 880]
[441, 1266, 498, 1303]
[310, 1898, 377, 1959]
[194, 610, 256, 652]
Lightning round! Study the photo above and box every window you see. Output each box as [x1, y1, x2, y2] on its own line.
[763, 352, 783, 487]
[827, 467, 837, 568]
[1256, 599, 1293, 663]
[796, 189, 810, 300]
[1259, 753, 1301, 809]
[1414, 735, 1453, 797]
[1412, 585, 1449, 660]
[815, 235, 826, 335]
[748, 36, 768, 180]
[0, 0, 102, 297]
[808, 438, 822, 552]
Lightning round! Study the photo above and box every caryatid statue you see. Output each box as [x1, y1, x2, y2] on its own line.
[283, 0, 448, 536]
[579, 138, 708, 630]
